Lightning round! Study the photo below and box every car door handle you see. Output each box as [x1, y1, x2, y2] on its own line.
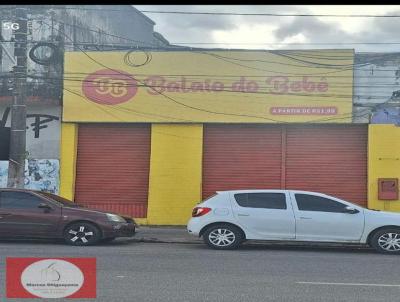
[0, 213, 11, 216]
[237, 213, 250, 217]
[300, 217, 312, 220]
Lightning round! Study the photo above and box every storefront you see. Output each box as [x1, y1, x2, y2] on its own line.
[59, 49, 381, 225]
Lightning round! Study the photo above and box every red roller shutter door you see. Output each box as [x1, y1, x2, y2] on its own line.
[285, 125, 367, 206]
[202, 124, 282, 199]
[203, 124, 367, 206]
[75, 124, 151, 217]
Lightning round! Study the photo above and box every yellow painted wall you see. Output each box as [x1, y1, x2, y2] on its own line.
[146, 124, 203, 225]
[59, 123, 78, 201]
[368, 124, 400, 211]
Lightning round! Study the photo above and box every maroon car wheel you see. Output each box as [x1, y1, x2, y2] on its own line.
[63, 222, 101, 246]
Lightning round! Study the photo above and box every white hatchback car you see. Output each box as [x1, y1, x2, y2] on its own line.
[187, 190, 400, 254]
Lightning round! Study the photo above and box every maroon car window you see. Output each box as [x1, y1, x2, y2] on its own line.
[38, 192, 80, 207]
[0, 192, 44, 209]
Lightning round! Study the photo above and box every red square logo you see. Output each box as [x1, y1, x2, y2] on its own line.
[6, 257, 96, 299]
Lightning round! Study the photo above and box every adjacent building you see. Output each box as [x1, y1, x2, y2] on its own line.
[0, 5, 169, 191]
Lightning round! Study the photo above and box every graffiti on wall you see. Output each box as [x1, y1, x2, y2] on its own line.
[371, 107, 400, 124]
[1, 106, 59, 138]
[0, 159, 59, 193]
[0, 106, 61, 159]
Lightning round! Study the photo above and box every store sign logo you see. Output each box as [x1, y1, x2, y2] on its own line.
[7, 258, 96, 299]
[82, 69, 138, 105]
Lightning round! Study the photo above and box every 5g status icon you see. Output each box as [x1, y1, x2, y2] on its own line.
[2, 22, 20, 30]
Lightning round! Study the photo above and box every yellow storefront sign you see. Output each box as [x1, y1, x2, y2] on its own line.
[63, 49, 354, 123]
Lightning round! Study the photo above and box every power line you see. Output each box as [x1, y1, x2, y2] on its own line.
[61, 87, 224, 140]
[66, 80, 376, 124]
[39, 21, 366, 76]
[0, 6, 127, 12]
[46, 18, 161, 48]
[59, 71, 400, 79]
[138, 10, 400, 18]
[195, 51, 357, 76]
[202, 51, 359, 68]
[8, 39, 400, 46]
[39, 20, 393, 123]
[4, 6, 400, 18]
[41, 20, 288, 123]
[29, 74, 377, 101]
[51, 73, 398, 92]
[42, 21, 305, 123]
[34, 18, 400, 74]
[42, 18, 400, 57]
[62, 86, 195, 122]
[172, 42, 400, 45]
[28, 70, 400, 92]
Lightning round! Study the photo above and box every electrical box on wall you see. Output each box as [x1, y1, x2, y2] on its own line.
[378, 178, 399, 200]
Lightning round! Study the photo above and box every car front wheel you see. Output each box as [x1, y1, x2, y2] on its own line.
[203, 224, 244, 250]
[370, 228, 400, 254]
[63, 222, 101, 246]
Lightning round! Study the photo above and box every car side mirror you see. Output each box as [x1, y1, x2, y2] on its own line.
[343, 206, 359, 214]
[38, 203, 53, 211]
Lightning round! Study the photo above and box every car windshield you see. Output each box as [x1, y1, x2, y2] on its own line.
[38, 192, 81, 207]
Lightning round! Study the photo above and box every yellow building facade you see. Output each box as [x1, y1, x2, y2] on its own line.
[58, 49, 400, 225]
[368, 124, 400, 212]
[60, 122, 400, 225]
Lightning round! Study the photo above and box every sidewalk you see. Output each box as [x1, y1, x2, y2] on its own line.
[130, 226, 372, 251]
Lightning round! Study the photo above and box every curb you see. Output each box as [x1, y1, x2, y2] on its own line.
[130, 237, 202, 244]
[129, 237, 373, 250]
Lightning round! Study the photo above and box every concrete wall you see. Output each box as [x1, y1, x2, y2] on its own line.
[64, 5, 156, 48]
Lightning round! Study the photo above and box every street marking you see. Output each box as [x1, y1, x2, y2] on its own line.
[296, 282, 400, 287]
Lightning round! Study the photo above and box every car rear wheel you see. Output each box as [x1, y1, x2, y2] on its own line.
[203, 224, 244, 250]
[63, 222, 101, 246]
[370, 228, 400, 254]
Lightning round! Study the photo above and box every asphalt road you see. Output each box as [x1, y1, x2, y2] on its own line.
[0, 239, 399, 302]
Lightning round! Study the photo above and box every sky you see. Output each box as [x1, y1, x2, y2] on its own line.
[135, 5, 400, 52]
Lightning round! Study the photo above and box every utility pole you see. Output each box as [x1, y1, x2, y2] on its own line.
[7, 5, 28, 188]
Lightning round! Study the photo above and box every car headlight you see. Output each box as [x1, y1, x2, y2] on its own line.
[106, 213, 126, 223]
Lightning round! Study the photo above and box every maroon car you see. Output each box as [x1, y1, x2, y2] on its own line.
[0, 189, 136, 246]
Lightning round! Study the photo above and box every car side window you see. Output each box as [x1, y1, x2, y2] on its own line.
[295, 194, 347, 213]
[234, 193, 287, 209]
[0, 192, 45, 209]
